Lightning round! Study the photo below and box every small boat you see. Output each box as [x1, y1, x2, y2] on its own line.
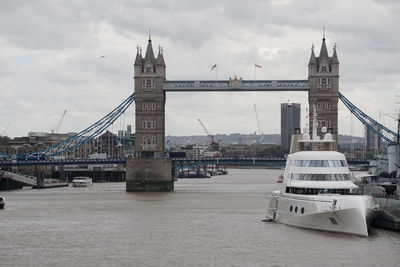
[72, 177, 93, 187]
[175, 171, 211, 179]
[218, 168, 228, 175]
[0, 196, 5, 209]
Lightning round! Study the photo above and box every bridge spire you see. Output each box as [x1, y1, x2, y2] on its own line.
[144, 33, 155, 61]
[134, 45, 142, 66]
[332, 43, 339, 64]
[156, 45, 166, 66]
[319, 29, 329, 59]
[309, 44, 317, 65]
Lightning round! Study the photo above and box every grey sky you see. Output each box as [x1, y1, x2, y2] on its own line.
[1, 0, 399, 138]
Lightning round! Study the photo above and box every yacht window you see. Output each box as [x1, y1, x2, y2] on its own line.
[286, 187, 351, 195]
[290, 173, 350, 181]
[292, 160, 347, 167]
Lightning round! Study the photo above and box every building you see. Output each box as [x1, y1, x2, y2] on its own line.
[223, 143, 279, 158]
[281, 103, 301, 152]
[118, 125, 135, 156]
[308, 33, 339, 144]
[364, 125, 382, 155]
[4, 132, 77, 158]
[94, 131, 123, 158]
[134, 34, 166, 158]
[0, 130, 128, 160]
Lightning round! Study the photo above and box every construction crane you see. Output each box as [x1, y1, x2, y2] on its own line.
[197, 118, 219, 151]
[51, 110, 67, 133]
[253, 104, 264, 143]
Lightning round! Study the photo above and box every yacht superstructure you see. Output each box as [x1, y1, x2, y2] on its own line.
[268, 151, 375, 236]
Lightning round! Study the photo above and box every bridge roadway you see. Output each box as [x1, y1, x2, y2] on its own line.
[0, 157, 369, 167]
[162, 80, 310, 92]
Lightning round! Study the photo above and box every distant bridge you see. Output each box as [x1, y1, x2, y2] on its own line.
[0, 158, 126, 167]
[170, 157, 369, 167]
[0, 156, 369, 189]
[0, 90, 395, 162]
[0, 157, 369, 167]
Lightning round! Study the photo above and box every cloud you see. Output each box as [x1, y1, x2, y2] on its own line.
[0, 0, 399, 139]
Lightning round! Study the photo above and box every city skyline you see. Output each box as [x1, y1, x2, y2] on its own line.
[1, 0, 399, 138]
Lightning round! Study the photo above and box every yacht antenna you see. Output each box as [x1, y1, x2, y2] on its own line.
[312, 104, 318, 140]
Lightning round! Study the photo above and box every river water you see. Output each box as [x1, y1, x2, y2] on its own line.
[1, 169, 399, 267]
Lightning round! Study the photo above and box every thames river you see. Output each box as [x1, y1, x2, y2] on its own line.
[1, 169, 399, 266]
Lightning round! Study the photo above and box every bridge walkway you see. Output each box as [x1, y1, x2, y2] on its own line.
[0, 170, 37, 186]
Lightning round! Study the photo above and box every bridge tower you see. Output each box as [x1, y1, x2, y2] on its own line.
[308, 33, 339, 144]
[127, 35, 173, 192]
[134, 35, 166, 158]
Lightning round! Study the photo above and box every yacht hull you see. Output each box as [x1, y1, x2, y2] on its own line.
[268, 194, 375, 237]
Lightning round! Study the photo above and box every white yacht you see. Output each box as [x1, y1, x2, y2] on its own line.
[266, 106, 376, 237]
[72, 177, 93, 187]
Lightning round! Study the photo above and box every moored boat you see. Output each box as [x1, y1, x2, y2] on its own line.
[175, 171, 211, 179]
[268, 151, 376, 237]
[72, 177, 93, 187]
[358, 176, 400, 231]
[266, 105, 376, 237]
[0, 195, 5, 209]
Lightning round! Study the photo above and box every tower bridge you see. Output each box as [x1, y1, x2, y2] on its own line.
[133, 34, 339, 159]
[134, 36, 339, 161]
[128, 33, 340, 191]
[1, 33, 394, 192]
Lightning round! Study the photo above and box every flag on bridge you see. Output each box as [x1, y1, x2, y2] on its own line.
[211, 64, 217, 71]
[255, 64, 262, 68]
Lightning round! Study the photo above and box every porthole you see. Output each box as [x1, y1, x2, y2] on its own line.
[301, 207, 305, 214]
[290, 205, 293, 212]
[295, 206, 298, 213]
